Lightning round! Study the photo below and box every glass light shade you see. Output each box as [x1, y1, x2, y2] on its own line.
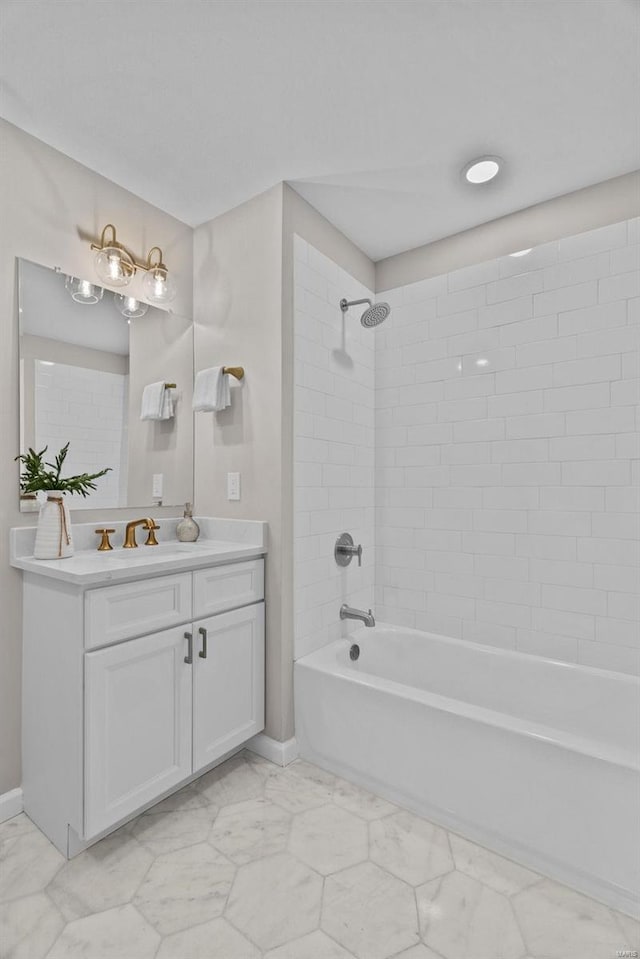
[65, 275, 104, 305]
[142, 266, 176, 304]
[94, 246, 135, 287]
[113, 294, 149, 319]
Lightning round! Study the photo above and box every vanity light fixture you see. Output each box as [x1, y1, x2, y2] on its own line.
[463, 156, 502, 184]
[91, 225, 136, 287]
[141, 247, 176, 304]
[90, 224, 176, 303]
[509, 248, 532, 257]
[114, 294, 149, 319]
[65, 275, 104, 305]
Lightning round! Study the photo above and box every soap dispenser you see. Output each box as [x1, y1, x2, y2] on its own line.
[176, 503, 200, 542]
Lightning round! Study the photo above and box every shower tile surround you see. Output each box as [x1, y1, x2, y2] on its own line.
[294, 219, 639, 674]
[1, 752, 637, 959]
[294, 237, 375, 659]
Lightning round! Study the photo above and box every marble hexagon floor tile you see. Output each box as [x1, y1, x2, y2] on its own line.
[133, 842, 236, 935]
[391, 945, 447, 959]
[156, 917, 261, 959]
[209, 797, 292, 864]
[264, 760, 335, 815]
[0, 829, 65, 903]
[243, 750, 285, 779]
[289, 803, 368, 875]
[332, 777, 397, 821]
[322, 860, 420, 959]
[225, 851, 323, 950]
[512, 877, 633, 959]
[417, 870, 526, 959]
[46, 831, 153, 921]
[130, 803, 219, 856]
[0, 813, 40, 844]
[285, 760, 336, 792]
[370, 810, 454, 886]
[264, 929, 357, 959]
[615, 911, 640, 950]
[4, 754, 639, 959]
[0, 892, 65, 959]
[45, 903, 160, 959]
[196, 753, 266, 806]
[448, 832, 541, 897]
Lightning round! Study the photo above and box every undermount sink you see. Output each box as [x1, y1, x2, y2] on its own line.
[100, 542, 209, 558]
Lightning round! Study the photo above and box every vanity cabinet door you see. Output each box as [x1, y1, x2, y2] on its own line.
[193, 602, 265, 773]
[84, 626, 192, 838]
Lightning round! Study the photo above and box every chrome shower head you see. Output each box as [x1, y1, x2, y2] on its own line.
[340, 297, 391, 328]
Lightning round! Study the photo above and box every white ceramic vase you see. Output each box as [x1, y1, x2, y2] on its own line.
[33, 491, 74, 560]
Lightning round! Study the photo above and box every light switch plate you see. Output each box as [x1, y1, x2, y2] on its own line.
[227, 472, 240, 501]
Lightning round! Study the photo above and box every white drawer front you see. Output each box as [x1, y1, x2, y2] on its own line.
[85, 573, 192, 649]
[193, 559, 264, 620]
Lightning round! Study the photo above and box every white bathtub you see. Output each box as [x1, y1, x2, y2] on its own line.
[294, 624, 640, 917]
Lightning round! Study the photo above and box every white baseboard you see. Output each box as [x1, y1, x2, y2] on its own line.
[246, 733, 298, 767]
[0, 788, 24, 824]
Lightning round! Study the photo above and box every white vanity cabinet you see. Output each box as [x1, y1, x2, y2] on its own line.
[21, 556, 265, 857]
[84, 625, 194, 838]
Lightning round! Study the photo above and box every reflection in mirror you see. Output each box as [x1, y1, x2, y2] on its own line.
[18, 259, 193, 511]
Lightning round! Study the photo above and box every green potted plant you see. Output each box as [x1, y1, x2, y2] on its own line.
[16, 443, 111, 559]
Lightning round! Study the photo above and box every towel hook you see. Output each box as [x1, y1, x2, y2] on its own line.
[223, 367, 244, 380]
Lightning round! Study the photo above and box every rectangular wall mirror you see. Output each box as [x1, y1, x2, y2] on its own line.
[18, 258, 194, 511]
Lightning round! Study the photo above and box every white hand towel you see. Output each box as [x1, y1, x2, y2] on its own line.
[193, 367, 231, 412]
[161, 387, 174, 420]
[141, 382, 165, 420]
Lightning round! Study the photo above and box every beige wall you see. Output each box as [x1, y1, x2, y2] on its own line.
[376, 170, 640, 292]
[193, 184, 287, 739]
[127, 310, 193, 506]
[0, 120, 193, 794]
[192, 184, 375, 745]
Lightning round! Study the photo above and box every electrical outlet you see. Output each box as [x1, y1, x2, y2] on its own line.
[227, 472, 240, 501]
[152, 473, 163, 499]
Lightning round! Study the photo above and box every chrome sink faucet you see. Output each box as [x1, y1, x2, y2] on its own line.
[340, 604, 375, 627]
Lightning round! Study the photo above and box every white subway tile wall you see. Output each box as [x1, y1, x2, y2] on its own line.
[294, 237, 375, 659]
[376, 219, 639, 675]
[35, 360, 128, 508]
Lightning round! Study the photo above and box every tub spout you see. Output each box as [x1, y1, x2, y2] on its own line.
[340, 603, 375, 627]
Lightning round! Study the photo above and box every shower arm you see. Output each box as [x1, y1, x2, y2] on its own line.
[340, 297, 372, 313]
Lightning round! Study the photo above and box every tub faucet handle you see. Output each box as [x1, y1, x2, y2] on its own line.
[335, 532, 363, 567]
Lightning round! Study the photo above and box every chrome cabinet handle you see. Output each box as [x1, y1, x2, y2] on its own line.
[198, 626, 208, 659]
[184, 631, 193, 664]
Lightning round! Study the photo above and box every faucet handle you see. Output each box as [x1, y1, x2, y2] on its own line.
[95, 528, 115, 551]
[144, 521, 160, 546]
[335, 533, 363, 567]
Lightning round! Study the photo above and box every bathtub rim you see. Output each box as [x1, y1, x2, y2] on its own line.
[296, 625, 640, 773]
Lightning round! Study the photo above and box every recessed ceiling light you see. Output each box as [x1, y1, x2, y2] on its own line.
[475, 357, 490, 367]
[509, 248, 532, 257]
[463, 156, 502, 184]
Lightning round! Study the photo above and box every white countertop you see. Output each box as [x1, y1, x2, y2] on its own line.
[10, 517, 267, 587]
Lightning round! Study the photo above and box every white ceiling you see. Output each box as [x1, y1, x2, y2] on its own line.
[1, 0, 638, 260]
